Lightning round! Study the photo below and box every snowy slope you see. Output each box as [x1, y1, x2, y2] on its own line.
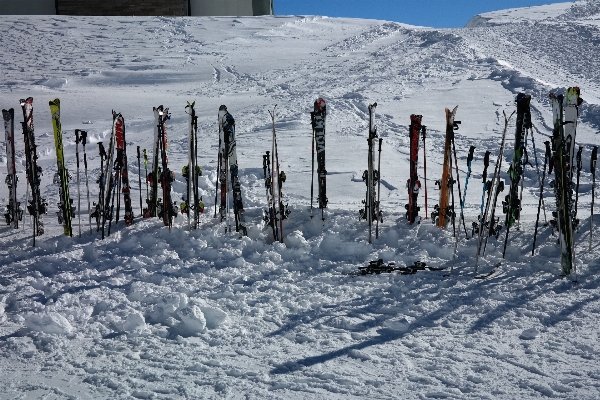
[0, 1, 599, 398]
[465, 1, 577, 27]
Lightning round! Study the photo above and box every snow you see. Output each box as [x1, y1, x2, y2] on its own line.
[465, 2, 577, 27]
[1, 1, 600, 398]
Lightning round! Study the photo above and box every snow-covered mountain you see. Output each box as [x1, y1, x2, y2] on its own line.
[0, 1, 599, 398]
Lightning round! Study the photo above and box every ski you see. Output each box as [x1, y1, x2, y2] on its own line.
[433, 106, 458, 229]
[311, 98, 327, 221]
[114, 112, 133, 226]
[549, 88, 582, 277]
[502, 93, 532, 257]
[20, 98, 47, 245]
[263, 150, 279, 241]
[145, 107, 162, 219]
[421, 125, 429, 219]
[137, 146, 143, 217]
[590, 146, 597, 251]
[142, 148, 149, 215]
[3, 108, 23, 229]
[359, 103, 382, 243]
[182, 101, 203, 229]
[91, 142, 107, 233]
[100, 113, 117, 239]
[405, 114, 422, 224]
[218, 105, 246, 235]
[155, 106, 177, 228]
[49, 99, 74, 237]
[269, 105, 289, 242]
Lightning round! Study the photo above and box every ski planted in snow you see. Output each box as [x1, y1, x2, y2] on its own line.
[549, 88, 582, 277]
[311, 98, 327, 220]
[591, 145, 597, 251]
[113, 112, 134, 227]
[100, 112, 118, 239]
[432, 106, 458, 229]
[3, 108, 23, 228]
[181, 101, 203, 229]
[263, 150, 279, 240]
[501, 93, 532, 256]
[405, 114, 422, 224]
[217, 105, 247, 235]
[422, 125, 429, 219]
[20, 98, 47, 245]
[359, 103, 383, 243]
[49, 99, 74, 237]
[91, 142, 107, 233]
[154, 106, 177, 228]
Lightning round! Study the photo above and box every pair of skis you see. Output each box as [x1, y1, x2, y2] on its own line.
[20, 98, 48, 245]
[216, 105, 247, 235]
[142, 106, 177, 229]
[359, 103, 383, 243]
[263, 105, 290, 242]
[547, 88, 583, 278]
[92, 111, 134, 238]
[181, 102, 203, 230]
[433, 106, 466, 238]
[2, 108, 23, 229]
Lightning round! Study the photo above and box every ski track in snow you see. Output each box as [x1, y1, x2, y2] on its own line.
[1, 3, 600, 398]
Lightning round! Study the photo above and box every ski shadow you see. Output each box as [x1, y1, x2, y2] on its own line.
[270, 299, 457, 375]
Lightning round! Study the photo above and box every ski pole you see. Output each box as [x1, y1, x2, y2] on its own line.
[450, 123, 467, 238]
[574, 146, 582, 219]
[530, 126, 547, 224]
[460, 146, 476, 237]
[476, 110, 514, 272]
[80, 131, 92, 234]
[214, 143, 221, 219]
[532, 141, 550, 255]
[75, 129, 82, 237]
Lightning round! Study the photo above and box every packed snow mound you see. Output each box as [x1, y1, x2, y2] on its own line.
[465, 1, 577, 27]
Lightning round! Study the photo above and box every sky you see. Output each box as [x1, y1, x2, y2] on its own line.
[273, 0, 573, 28]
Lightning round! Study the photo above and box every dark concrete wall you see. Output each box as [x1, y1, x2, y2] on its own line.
[58, 0, 187, 16]
[0, 0, 56, 14]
